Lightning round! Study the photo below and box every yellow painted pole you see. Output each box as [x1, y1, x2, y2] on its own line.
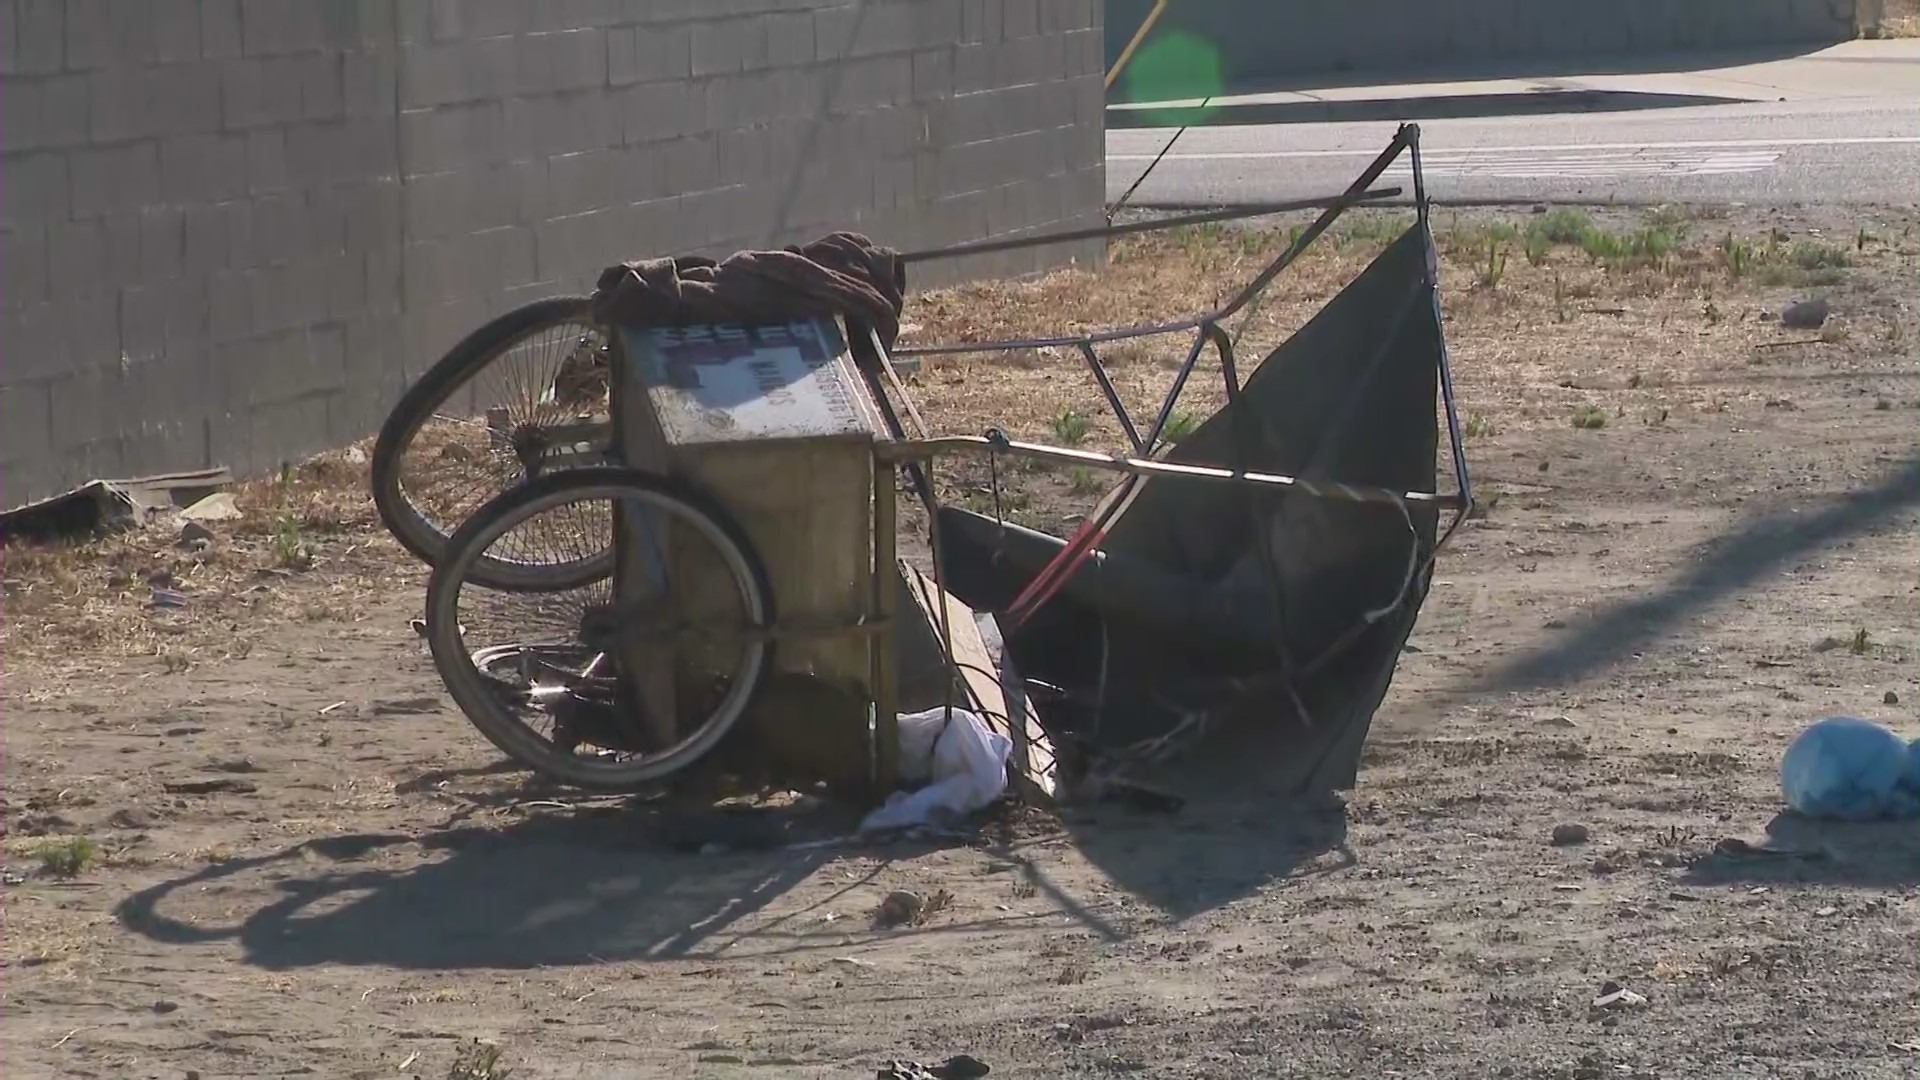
[1104, 0, 1168, 92]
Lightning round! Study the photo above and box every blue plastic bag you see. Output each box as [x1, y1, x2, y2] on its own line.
[1779, 716, 1920, 821]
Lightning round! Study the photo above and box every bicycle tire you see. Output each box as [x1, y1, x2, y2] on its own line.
[425, 468, 776, 791]
[371, 295, 616, 591]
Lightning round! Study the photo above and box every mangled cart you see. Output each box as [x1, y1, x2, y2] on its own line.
[373, 126, 1475, 807]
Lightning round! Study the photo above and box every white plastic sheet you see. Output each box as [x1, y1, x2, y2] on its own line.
[859, 707, 1011, 833]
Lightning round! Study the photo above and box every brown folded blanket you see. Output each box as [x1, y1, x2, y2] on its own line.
[589, 231, 908, 349]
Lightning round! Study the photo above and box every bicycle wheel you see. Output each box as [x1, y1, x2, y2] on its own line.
[372, 296, 618, 591]
[425, 469, 775, 791]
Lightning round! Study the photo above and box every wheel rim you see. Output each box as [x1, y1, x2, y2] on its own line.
[391, 314, 616, 583]
[431, 478, 771, 786]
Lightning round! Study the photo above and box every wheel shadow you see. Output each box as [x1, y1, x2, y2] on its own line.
[1679, 812, 1920, 890]
[114, 800, 884, 971]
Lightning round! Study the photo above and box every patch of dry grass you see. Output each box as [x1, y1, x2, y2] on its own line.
[3, 205, 1911, 678]
[0, 441, 415, 690]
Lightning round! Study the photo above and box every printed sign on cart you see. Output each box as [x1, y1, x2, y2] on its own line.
[622, 318, 881, 445]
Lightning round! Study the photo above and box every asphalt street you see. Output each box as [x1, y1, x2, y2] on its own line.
[1106, 45, 1920, 207]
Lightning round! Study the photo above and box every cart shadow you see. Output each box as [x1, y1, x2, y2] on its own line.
[1053, 788, 1355, 926]
[113, 802, 911, 971]
[1678, 811, 1920, 890]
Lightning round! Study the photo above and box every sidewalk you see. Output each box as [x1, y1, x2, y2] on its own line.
[1110, 40, 1920, 126]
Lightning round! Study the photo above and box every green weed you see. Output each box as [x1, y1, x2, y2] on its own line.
[34, 836, 98, 878]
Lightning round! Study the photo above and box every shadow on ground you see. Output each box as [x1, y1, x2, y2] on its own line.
[1680, 812, 1920, 889]
[114, 801, 876, 970]
[1475, 456, 1920, 694]
[115, 774, 1356, 967]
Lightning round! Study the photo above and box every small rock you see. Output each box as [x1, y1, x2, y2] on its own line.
[180, 492, 240, 522]
[875, 889, 925, 928]
[1538, 715, 1578, 729]
[1781, 297, 1830, 330]
[177, 519, 216, 547]
[1550, 823, 1591, 846]
[1886, 691, 1900, 705]
[151, 999, 179, 1014]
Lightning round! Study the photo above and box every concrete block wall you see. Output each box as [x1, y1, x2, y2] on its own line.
[1106, 0, 1859, 93]
[0, 0, 1106, 508]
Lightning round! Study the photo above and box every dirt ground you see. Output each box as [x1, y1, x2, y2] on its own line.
[3, 203, 1918, 1080]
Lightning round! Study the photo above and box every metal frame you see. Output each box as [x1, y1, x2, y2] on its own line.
[582, 124, 1470, 797]
[890, 122, 1473, 549]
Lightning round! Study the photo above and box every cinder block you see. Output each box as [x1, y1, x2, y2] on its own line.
[912, 47, 954, 100]
[63, 0, 150, 69]
[137, 205, 184, 283]
[239, 0, 358, 57]
[12, 0, 62, 74]
[0, 222, 50, 309]
[1002, 0, 1039, 38]
[207, 268, 251, 340]
[222, 57, 309, 129]
[622, 79, 702, 143]
[202, 0, 242, 58]
[160, 133, 250, 204]
[48, 361, 128, 452]
[363, 244, 402, 315]
[401, 37, 518, 109]
[765, 11, 815, 67]
[960, 0, 1001, 44]
[403, 163, 539, 240]
[546, 146, 627, 217]
[515, 28, 609, 96]
[48, 212, 141, 300]
[119, 278, 209, 361]
[0, 381, 53, 466]
[238, 392, 334, 474]
[343, 48, 399, 119]
[70, 142, 160, 219]
[0, 79, 39, 152]
[285, 118, 400, 187]
[89, 62, 223, 142]
[504, 88, 621, 158]
[398, 100, 508, 176]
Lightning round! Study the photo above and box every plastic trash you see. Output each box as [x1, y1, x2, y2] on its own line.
[1779, 716, 1920, 821]
[859, 707, 1011, 833]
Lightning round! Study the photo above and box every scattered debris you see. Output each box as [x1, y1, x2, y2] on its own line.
[1550, 823, 1591, 846]
[161, 778, 258, 796]
[149, 588, 189, 610]
[874, 887, 953, 928]
[1780, 296, 1831, 330]
[1591, 981, 1648, 1010]
[878, 1055, 991, 1080]
[179, 492, 240, 522]
[176, 519, 217, 548]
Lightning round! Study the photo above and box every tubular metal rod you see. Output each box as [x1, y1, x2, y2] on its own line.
[876, 435, 1461, 509]
[1077, 340, 1144, 454]
[897, 188, 1402, 265]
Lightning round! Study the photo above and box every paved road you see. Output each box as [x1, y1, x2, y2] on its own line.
[1107, 46, 1920, 207]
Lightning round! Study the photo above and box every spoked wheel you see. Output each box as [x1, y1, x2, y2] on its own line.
[426, 469, 775, 791]
[372, 296, 618, 591]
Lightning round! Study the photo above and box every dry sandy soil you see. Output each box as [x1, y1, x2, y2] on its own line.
[3, 204, 1917, 1080]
